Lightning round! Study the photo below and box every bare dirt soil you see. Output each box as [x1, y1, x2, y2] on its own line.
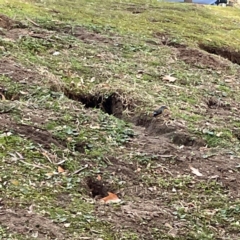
[177, 47, 230, 70]
[154, 31, 240, 65]
[0, 58, 41, 84]
[91, 121, 240, 239]
[0, 208, 65, 240]
[0, 14, 24, 29]
[0, 118, 65, 149]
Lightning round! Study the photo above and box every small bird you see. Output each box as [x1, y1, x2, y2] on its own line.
[153, 106, 168, 117]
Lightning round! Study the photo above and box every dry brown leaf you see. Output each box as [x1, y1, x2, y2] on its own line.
[98, 83, 110, 89]
[163, 75, 177, 82]
[209, 175, 219, 179]
[28, 204, 34, 214]
[58, 166, 65, 173]
[168, 228, 178, 238]
[189, 165, 203, 177]
[11, 180, 19, 186]
[148, 186, 157, 192]
[100, 192, 121, 204]
[2, 37, 15, 43]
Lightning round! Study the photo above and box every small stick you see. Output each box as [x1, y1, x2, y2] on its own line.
[15, 152, 49, 169]
[18, 159, 45, 169]
[165, 84, 185, 89]
[73, 164, 88, 175]
[41, 151, 53, 164]
[25, 17, 40, 27]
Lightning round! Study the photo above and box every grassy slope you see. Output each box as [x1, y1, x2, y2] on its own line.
[0, 0, 240, 239]
[3, 0, 240, 48]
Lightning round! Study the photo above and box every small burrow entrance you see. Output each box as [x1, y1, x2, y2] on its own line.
[199, 43, 240, 65]
[65, 91, 125, 118]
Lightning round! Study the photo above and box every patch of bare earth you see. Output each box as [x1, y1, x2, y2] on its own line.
[96, 201, 173, 239]
[124, 5, 147, 14]
[133, 117, 240, 197]
[67, 26, 114, 44]
[0, 14, 57, 42]
[0, 14, 24, 30]
[1, 13, 117, 47]
[60, 79, 240, 239]
[152, 32, 232, 69]
[177, 47, 230, 70]
[92, 113, 240, 238]
[199, 43, 240, 65]
[0, 14, 30, 41]
[0, 117, 65, 149]
[0, 58, 42, 84]
[0, 207, 65, 239]
[0, 56, 70, 149]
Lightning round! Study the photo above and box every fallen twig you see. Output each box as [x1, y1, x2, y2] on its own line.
[11, 152, 50, 169]
[73, 164, 88, 175]
[25, 16, 40, 27]
[165, 84, 185, 89]
[18, 159, 45, 169]
[41, 151, 53, 164]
